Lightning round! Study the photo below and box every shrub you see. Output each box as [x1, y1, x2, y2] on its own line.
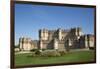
[42, 49, 46, 51]
[89, 47, 94, 50]
[41, 50, 61, 57]
[59, 51, 67, 56]
[29, 50, 67, 57]
[35, 50, 41, 55]
[30, 49, 39, 52]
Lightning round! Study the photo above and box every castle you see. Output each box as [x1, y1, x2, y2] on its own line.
[18, 27, 94, 51]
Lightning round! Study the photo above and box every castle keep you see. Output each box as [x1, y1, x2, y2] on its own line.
[19, 27, 94, 51]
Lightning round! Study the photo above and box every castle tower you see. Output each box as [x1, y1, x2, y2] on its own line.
[71, 27, 82, 40]
[65, 39, 70, 51]
[87, 34, 94, 48]
[19, 37, 33, 51]
[71, 27, 82, 36]
[39, 40, 43, 49]
[19, 38, 23, 51]
[70, 28, 77, 36]
[53, 38, 58, 49]
[39, 30, 43, 40]
[84, 35, 89, 49]
[39, 28, 48, 40]
[58, 28, 62, 40]
[75, 28, 78, 36]
[77, 27, 82, 36]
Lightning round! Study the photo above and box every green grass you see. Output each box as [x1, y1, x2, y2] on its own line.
[15, 50, 95, 66]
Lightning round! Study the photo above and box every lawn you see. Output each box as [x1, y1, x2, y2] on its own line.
[15, 50, 95, 66]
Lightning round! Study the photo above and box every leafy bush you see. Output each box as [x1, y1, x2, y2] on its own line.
[30, 49, 39, 52]
[41, 49, 46, 51]
[89, 47, 94, 50]
[30, 49, 42, 56]
[58, 51, 67, 56]
[41, 50, 61, 57]
[35, 50, 41, 55]
[29, 50, 67, 57]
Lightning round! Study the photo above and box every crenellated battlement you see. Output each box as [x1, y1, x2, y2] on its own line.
[19, 27, 94, 51]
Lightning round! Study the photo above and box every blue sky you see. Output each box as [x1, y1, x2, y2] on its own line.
[15, 3, 95, 45]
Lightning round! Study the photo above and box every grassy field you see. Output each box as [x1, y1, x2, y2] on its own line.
[15, 50, 95, 66]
